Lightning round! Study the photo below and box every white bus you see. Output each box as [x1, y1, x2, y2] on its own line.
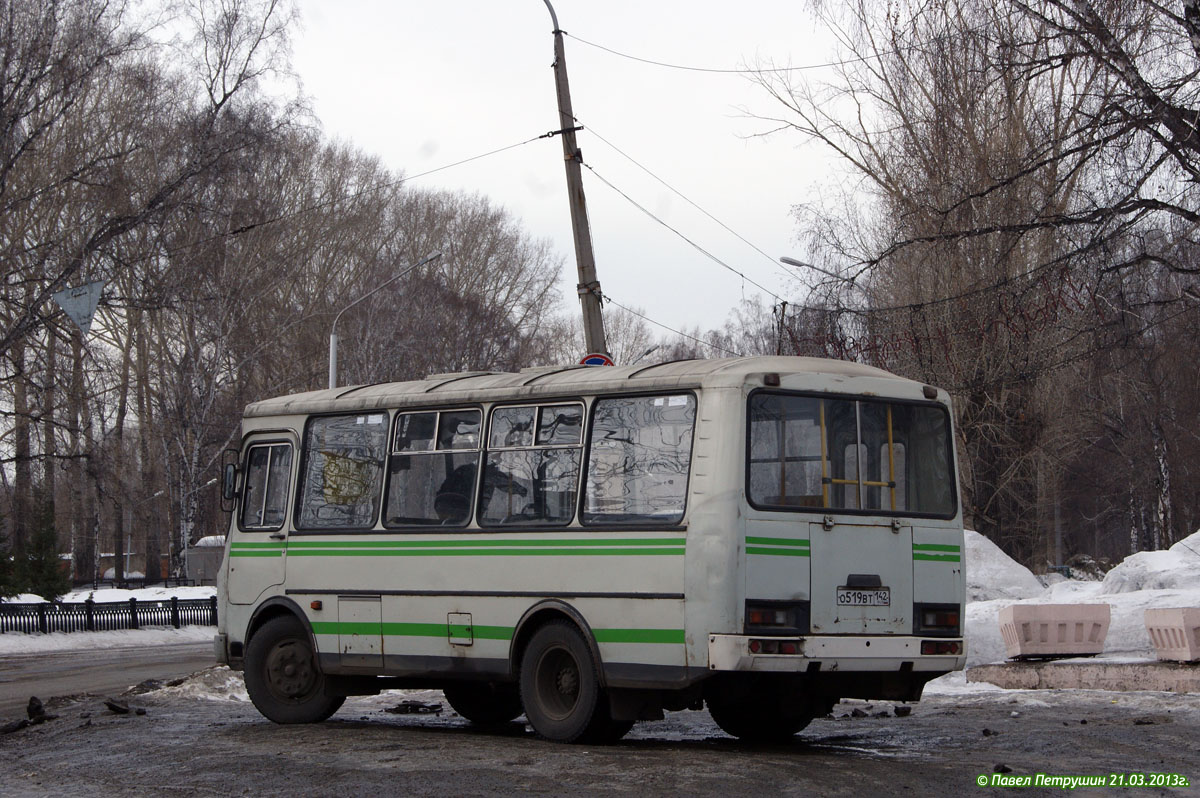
[215, 356, 965, 743]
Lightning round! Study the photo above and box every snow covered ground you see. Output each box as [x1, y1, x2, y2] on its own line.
[4, 531, 1200, 701]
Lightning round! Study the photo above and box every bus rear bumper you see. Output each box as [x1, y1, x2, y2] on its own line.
[708, 634, 965, 673]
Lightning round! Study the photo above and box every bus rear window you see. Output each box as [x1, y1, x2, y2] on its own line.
[748, 393, 955, 517]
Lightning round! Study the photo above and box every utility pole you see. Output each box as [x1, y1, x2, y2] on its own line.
[544, 0, 608, 357]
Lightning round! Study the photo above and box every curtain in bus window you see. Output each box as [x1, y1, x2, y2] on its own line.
[240, 444, 291, 529]
[297, 414, 388, 529]
[386, 409, 480, 527]
[583, 395, 695, 525]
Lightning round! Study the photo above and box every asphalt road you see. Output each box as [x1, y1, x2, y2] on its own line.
[0, 641, 214, 719]
[3, 679, 1199, 797]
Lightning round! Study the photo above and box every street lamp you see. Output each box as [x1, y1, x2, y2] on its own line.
[780, 256, 860, 286]
[328, 252, 442, 389]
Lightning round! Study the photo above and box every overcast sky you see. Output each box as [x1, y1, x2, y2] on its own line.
[291, 1, 837, 344]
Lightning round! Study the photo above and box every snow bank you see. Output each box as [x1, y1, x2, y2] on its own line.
[1100, 530, 1200, 594]
[62, 586, 216, 603]
[0, 625, 213, 655]
[1, 593, 47, 604]
[964, 529, 1044, 602]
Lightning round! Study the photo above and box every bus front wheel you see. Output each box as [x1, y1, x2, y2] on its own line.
[519, 621, 631, 743]
[443, 682, 523, 725]
[244, 615, 344, 724]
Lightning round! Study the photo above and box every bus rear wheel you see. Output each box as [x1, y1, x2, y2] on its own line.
[244, 615, 344, 724]
[443, 682, 523, 725]
[706, 680, 815, 742]
[519, 620, 630, 743]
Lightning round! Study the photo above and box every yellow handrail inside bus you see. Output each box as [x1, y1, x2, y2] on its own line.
[886, 405, 896, 511]
[818, 400, 830, 507]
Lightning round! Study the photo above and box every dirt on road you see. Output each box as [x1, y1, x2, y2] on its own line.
[2, 669, 1198, 797]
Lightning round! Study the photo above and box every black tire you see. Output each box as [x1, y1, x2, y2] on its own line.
[520, 620, 627, 743]
[443, 682, 523, 725]
[244, 615, 344, 724]
[707, 683, 814, 742]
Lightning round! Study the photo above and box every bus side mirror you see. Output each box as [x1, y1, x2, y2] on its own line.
[222, 463, 238, 502]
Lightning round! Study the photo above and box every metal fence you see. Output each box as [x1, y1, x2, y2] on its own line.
[0, 596, 218, 634]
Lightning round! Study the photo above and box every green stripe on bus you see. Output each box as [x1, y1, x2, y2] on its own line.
[229, 550, 284, 558]
[913, 553, 961, 562]
[746, 546, 811, 558]
[285, 538, 683, 549]
[912, 544, 961, 553]
[287, 547, 683, 557]
[591, 628, 686, 645]
[745, 536, 810, 547]
[309, 622, 681, 644]
[230, 542, 285, 549]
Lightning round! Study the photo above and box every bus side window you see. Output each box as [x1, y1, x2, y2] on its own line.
[583, 394, 696, 525]
[240, 443, 292, 530]
[296, 414, 389, 530]
[385, 409, 481, 528]
[479, 403, 583, 527]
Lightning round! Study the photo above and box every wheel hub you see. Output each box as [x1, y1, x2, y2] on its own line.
[266, 640, 314, 699]
[555, 665, 579, 698]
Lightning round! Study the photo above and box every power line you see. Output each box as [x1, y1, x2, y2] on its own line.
[563, 31, 871, 75]
[579, 118, 792, 282]
[602, 293, 743, 356]
[225, 135, 548, 239]
[581, 162, 787, 305]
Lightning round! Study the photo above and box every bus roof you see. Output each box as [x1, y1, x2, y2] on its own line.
[244, 356, 921, 418]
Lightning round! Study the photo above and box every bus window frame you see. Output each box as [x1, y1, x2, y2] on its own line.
[382, 405, 484, 531]
[745, 389, 958, 521]
[292, 410, 392, 533]
[236, 438, 294, 533]
[579, 390, 698, 528]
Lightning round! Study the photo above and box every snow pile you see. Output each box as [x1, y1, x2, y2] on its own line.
[964, 529, 1044, 602]
[152, 666, 249, 703]
[1100, 530, 1200, 594]
[959, 528, 1200, 668]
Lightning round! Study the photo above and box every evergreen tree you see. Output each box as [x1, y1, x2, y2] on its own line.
[22, 496, 70, 601]
[0, 523, 18, 600]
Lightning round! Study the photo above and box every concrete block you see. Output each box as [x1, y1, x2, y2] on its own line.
[1144, 608, 1200, 663]
[998, 603, 1110, 659]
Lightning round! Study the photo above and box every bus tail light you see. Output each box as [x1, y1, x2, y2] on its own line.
[921, 640, 963, 656]
[749, 639, 801, 655]
[913, 603, 961, 636]
[744, 600, 810, 635]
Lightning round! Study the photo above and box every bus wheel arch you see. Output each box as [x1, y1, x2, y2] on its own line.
[508, 600, 606, 687]
[509, 602, 631, 743]
[243, 602, 344, 724]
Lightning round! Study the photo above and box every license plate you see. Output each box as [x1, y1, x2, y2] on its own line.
[837, 588, 891, 606]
